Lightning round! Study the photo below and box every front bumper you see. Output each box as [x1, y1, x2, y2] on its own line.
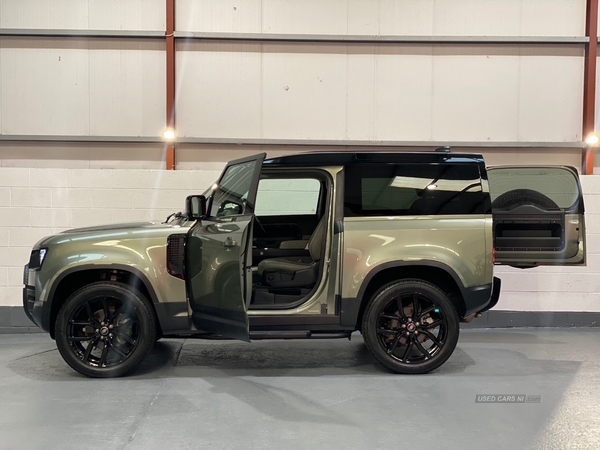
[22, 285, 36, 325]
[22, 263, 36, 325]
[22, 264, 49, 331]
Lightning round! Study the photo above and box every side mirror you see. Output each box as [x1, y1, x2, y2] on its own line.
[186, 195, 207, 220]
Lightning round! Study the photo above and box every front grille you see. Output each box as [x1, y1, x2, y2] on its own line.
[167, 234, 186, 279]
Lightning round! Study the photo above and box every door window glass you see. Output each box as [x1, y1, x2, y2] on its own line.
[210, 160, 258, 217]
[255, 178, 321, 216]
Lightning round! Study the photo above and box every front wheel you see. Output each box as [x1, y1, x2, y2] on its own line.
[362, 279, 459, 374]
[55, 282, 157, 378]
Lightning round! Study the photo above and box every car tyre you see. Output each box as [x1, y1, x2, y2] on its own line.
[362, 279, 459, 374]
[55, 282, 157, 378]
[492, 188, 559, 210]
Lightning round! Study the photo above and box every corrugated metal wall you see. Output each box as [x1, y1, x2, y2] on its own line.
[176, 0, 584, 36]
[0, 0, 165, 30]
[176, 41, 583, 142]
[0, 0, 592, 168]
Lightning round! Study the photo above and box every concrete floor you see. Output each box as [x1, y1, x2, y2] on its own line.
[1, 329, 599, 450]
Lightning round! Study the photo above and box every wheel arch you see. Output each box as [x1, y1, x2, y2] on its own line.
[47, 264, 162, 339]
[355, 262, 467, 330]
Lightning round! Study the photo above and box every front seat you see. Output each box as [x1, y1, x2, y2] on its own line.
[257, 216, 327, 288]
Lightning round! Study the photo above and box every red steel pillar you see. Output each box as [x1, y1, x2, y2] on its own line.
[166, 0, 176, 170]
[583, 0, 598, 174]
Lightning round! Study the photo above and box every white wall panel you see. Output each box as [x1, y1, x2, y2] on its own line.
[261, 44, 347, 139]
[517, 46, 583, 142]
[88, 40, 165, 137]
[0, 0, 164, 31]
[0, 38, 164, 137]
[521, 0, 584, 37]
[347, 0, 380, 35]
[1, 39, 90, 135]
[379, 0, 434, 36]
[176, 41, 262, 138]
[262, 0, 349, 35]
[346, 46, 375, 140]
[0, 0, 88, 30]
[87, 0, 164, 31]
[175, 0, 584, 37]
[176, 43, 582, 143]
[431, 46, 519, 142]
[373, 46, 433, 140]
[434, 0, 520, 36]
[177, 0, 262, 33]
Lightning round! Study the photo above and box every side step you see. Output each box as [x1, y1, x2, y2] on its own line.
[249, 331, 352, 340]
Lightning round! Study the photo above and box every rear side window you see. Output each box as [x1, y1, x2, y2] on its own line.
[344, 163, 486, 216]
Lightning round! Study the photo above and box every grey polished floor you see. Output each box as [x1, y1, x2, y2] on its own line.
[1, 329, 599, 450]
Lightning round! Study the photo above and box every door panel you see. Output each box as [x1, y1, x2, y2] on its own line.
[488, 166, 586, 267]
[186, 153, 265, 342]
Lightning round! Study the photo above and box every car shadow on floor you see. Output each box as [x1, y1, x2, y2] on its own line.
[6, 337, 477, 380]
[7, 334, 581, 382]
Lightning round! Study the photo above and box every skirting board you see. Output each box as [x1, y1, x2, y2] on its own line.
[1, 306, 599, 334]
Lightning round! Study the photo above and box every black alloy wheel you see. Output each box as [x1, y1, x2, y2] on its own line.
[362, 279, 459, 374]
[55, 282, 157, 378]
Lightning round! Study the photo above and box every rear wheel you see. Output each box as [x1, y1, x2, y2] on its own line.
[55, 282, 157, 378]
[362, 279, 459, 374]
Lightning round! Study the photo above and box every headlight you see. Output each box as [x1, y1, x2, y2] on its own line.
[28, 248, 48, 269]
[39, 248, 47, 266]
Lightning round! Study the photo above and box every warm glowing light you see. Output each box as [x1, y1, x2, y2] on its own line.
[163, 129, 176, 141]
[585, 134, 599, 146]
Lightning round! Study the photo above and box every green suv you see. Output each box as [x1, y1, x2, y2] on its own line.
[22, 152, 586, 377]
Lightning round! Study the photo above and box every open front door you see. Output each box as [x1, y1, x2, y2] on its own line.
[186, 153, 265, 341]
[488, 166, 586, 268]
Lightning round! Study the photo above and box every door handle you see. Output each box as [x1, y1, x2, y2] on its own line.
[223, 237, 238, 248]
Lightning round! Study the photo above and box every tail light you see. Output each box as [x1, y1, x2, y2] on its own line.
[167, 234, 186, 279]
[492, 247, 497, 264]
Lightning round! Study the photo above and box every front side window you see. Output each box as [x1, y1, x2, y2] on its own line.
[344, 163, 486, 216]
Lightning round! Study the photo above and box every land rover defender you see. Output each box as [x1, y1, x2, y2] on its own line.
[22, 152, 586, 377]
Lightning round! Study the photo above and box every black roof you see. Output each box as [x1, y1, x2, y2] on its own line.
[263, 151, 485, 166]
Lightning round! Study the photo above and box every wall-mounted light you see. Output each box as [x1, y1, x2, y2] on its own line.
[585, 133, 599, 146]
[163, 128, 176, 141]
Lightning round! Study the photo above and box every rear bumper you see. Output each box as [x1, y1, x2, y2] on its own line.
[462, 276, 502, 316]
[479, 277, 501, 314]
